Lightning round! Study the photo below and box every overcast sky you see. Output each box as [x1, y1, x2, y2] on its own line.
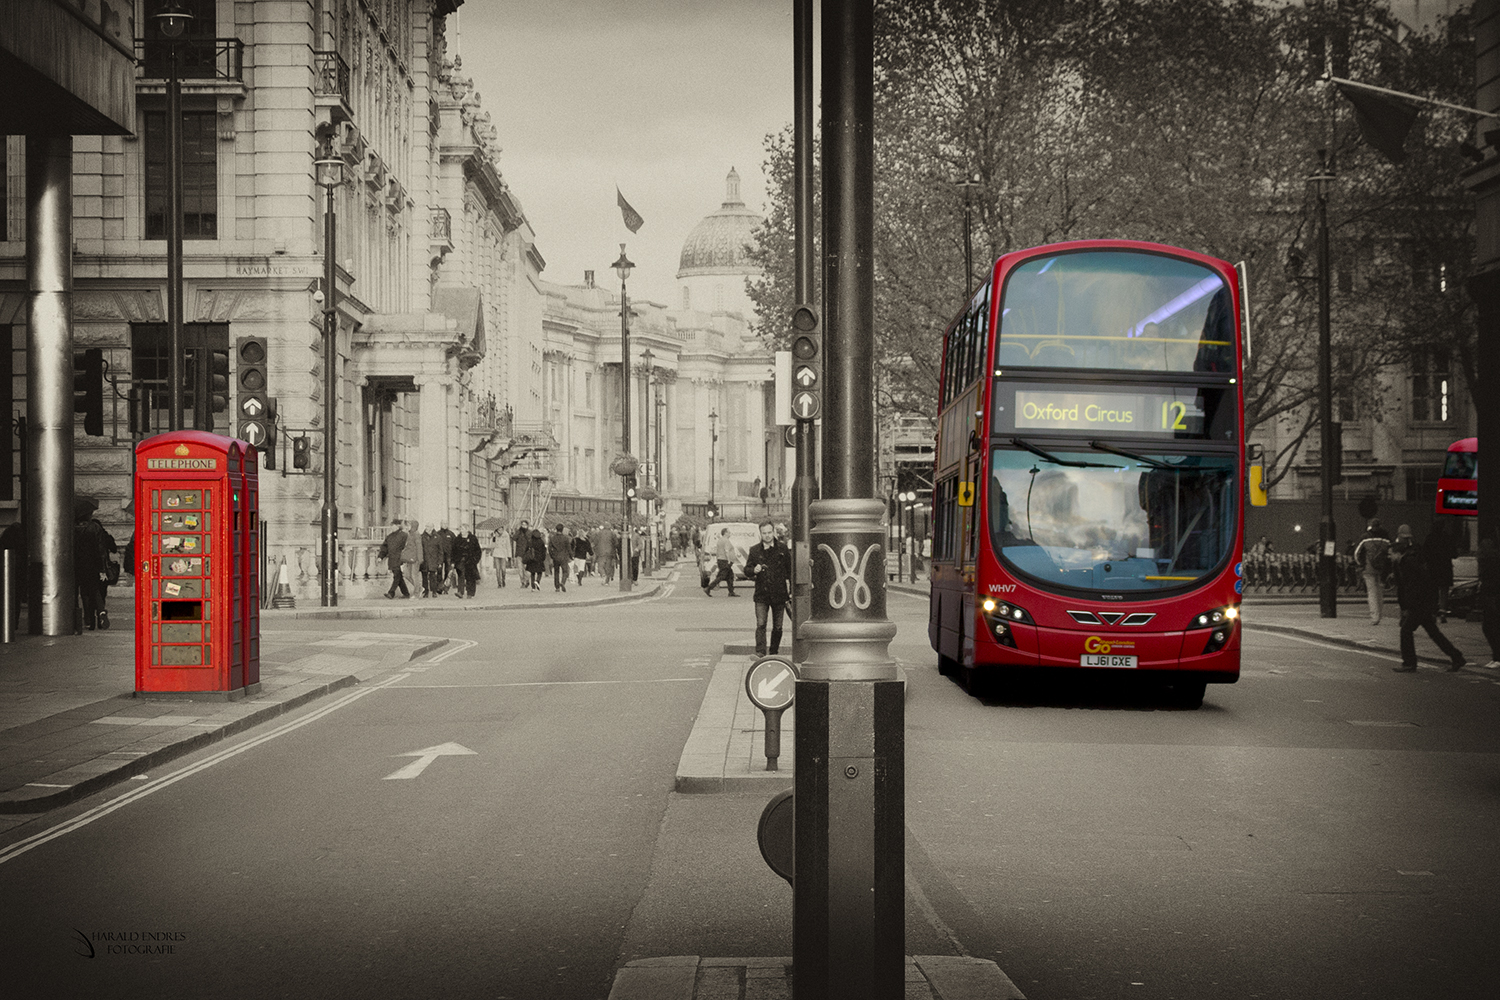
[457, 1, 802, 306]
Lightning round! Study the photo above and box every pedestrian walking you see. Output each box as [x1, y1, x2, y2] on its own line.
[381, 521, 411, 599]
[596, 523, 618, 584]
[704, 527, 738, 596]
[437, 525, 456, 593]
[421, 525, 442, 597]
[458, 529, 481, 598]
[548, 523, 572, 592]
[744, 520, 791, 655]
[72, 501, 111, 630]
[1352, 519, 1392, 625]
[513, 521, 532, 588]
[571, 530, 592, 587]
[490, 525, 512, 587]
[524, 527, 546, 590]
[402, 520, 423, 595]
[1391, 523, 1465, 673]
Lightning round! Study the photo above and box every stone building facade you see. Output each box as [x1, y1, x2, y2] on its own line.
[1, 0, 547, 600]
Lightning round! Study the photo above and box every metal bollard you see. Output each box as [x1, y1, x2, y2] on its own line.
[2, 547, 14, 643]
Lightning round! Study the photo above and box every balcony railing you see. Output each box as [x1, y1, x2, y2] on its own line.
[314, 50, 352, 104]
[137, 38, 245, 82]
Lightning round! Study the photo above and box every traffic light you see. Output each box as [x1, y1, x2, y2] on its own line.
[73, 347, 105, 437]
[707, 501, 718, 520]
[235, 336, 273, 458]
[262, 397, 278, 471]
[788, 304, 820, 422]
[624, 472, 638, 497]
[208, 348, 230, 424]
[292, 435, 310, 470]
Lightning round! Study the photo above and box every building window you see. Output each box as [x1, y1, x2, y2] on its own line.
[144, 111, 218, 239]
[681, 286, 691, 310]
[132, 323, 230, 433]
[1410, 350, 1452, 423]
[584, 370, 594, 408]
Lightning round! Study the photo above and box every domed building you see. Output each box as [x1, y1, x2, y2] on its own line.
[677, 168, 764, 316]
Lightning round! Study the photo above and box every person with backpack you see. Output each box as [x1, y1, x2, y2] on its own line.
[1391, 524, 1465, 673]
[1353, 519, 1392, 625]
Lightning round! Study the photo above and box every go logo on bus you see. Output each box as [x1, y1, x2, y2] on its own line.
[1083, 636, 1136, 654]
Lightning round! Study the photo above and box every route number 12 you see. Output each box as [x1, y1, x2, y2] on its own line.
[1161, 400, 1188, 431]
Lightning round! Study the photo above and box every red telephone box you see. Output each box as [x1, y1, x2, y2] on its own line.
[135, 431, 261, 697]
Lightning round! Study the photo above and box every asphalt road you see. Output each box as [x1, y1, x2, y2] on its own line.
[3, 582, 1497, 1000]
[890, 590, 1500, 1000]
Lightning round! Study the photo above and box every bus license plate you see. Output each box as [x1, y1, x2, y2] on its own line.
[1081, 654, 1137, 668]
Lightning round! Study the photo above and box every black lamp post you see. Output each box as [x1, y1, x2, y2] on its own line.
[1311, 149, 1337, 619]
[708, 408, 718, 513]
[955, 173, 981, 299]
[155, 1, 193, 431]
[612, 244, 635, 593]
[314, 132, 345, 608]
[641, 348, 654, 574]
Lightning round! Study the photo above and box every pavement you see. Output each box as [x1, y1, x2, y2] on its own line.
[3, 566, 1492, 999]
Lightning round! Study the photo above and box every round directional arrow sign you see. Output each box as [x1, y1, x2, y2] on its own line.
[794, 364, 817, 388]
[239, 420, 267, 447]
[241, 396, 265, 418]
[791, 391, 819, 421]
[745, 655, 798, 712]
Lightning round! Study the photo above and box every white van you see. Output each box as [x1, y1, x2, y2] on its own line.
[698, 521, 763, 582]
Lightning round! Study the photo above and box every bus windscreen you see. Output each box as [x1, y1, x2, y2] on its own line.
[996, 250, 1235, 373]
[989, 447, 1237, 594]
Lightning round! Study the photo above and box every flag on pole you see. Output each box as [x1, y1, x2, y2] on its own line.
[1335, 82, 1418, 164]
[617, 187, 644, 233]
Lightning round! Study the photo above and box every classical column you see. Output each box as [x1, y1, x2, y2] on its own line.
[24, 135, 75, 636]
[414, 373, 450, 531]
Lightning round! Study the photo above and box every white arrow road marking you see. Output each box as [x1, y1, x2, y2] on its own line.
[756, 668, 791, 702]
[383, 741, 477, 780]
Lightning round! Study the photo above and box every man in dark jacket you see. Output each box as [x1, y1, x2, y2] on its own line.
[421, 527, 441, 596]
[457, 530, 481, 598]
[548, 524, 573, 592]
[743, 520, 792, 655]
[1391, 524, 1465, 672]
[382, 522, 410, 599]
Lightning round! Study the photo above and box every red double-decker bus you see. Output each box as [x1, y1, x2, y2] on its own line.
[1434, 438, 1477, 517]
[928, 240, 1246, 707]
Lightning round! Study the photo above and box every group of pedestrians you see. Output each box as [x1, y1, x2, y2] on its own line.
[1351, 517, 1498, 672]
[505, 521, 626, 591]
[381, 521, 484, 599]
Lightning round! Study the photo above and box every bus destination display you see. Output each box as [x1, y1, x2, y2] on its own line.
[1010, 388, 1206, 437]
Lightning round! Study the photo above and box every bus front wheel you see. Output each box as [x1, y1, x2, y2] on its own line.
[1165, 679, 1206, 709]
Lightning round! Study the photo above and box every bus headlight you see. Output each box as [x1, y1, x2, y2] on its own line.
[980, 599, 1032, 647]
[1189, 605, 1239, 653]
[1189, 605, 1239, 629]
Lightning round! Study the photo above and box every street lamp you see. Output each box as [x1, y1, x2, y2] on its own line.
[1310, 148, 1337, 619]
[708, 408, 718, 514]
[612, 243, 635, 592]
[898, 490, 916, 582]
[641, 348, 654, 574]
[155, 1, 194, 430]
[314, 128, 345, 608]
[955, 172, 981, 299]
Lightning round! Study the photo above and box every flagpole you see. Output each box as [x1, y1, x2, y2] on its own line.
[1323, 75, 1496, 119]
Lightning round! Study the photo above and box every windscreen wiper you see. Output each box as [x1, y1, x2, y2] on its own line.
[1089, 440, 1174, 470]
[1009, 438, 1122, 469]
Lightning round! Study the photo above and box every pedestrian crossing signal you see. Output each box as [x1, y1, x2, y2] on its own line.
[292, 435, 311, 470]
